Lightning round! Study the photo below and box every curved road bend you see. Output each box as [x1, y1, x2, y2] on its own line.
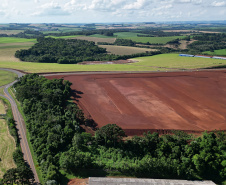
[0, 68, 39, 184]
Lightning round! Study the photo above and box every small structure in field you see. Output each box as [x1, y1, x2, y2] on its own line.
[179, 54, 194, 57]
[89, 177, 216, 185]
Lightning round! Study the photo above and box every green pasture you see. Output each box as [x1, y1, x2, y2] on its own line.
[0, 70, 18, 86]
[114, 32, 185, 44]
[203, 49, 226, 56]
[0, 37, 36, 44]
[114, 32, 142, 37]
[89, 34, 116, 38]
[132, 54, 226, 69]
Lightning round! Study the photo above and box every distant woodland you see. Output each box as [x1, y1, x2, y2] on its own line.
[12, 74, 226, 185]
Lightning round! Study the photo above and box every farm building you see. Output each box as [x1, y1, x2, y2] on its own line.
[212, 56, 226, 60]
[89, 178, 216, 185]
[194, 55, 211, 58]
[179, 54, 194, 57]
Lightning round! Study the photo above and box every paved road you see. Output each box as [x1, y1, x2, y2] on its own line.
[0, 68, 40, 184]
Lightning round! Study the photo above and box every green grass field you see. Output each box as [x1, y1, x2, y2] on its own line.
[203, 49, 226, 56]
[0, 100, 16, 178]
[114, 32, 142, 37]
[0, 37, 36, 44]
[0, 70, 18, 86]
[0, 39, 226, 73]
[114, 32, 185, 44]
[132, 54, 226, 69]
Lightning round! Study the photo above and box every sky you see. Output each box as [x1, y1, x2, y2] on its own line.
[0, 0, 226, 23]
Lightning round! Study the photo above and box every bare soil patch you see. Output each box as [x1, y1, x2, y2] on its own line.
[47, 70, 226, 135]
[0, 30, 23, 35]
[68, 178, 88, 185]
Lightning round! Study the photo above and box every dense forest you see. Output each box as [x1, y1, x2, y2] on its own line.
[15, 37, 111, 64]
[12, 74, 226, 185]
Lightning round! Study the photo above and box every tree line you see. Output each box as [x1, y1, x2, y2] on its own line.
[11, 74, 226, 185]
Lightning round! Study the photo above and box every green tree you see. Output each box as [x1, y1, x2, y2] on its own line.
[95, 124, 126, 147]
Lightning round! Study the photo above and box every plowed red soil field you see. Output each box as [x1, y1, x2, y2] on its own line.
[46, 70, 226, 135]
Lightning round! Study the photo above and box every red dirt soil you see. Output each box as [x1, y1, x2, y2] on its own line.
[68, 178, 88, 185]
[46, 70, 226, 135]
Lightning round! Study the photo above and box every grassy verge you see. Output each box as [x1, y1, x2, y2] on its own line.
[0, 100, 16, 178]
[0, 88, 4, 95]
[0, 70, 18, 86]
[8, 87, 44, 184]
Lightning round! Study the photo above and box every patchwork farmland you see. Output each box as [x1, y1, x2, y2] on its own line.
[46, 70, 226, 135]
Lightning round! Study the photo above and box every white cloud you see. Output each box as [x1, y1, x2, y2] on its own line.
[0, 10, 6, 15]
[32, 1, 70, 16]
[211, 1, 226, 6]
[123, 0, 150, 10]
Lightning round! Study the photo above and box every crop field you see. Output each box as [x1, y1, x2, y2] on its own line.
[203, 49, 226, 56]
[0, 70, 18, 86]
[46, 71, 226, 135]
[0, 37, 36, 44]
[0, 42, 35, 62]
[114, 32, 142, 37]
[132, 54, 226, 69]
[114, 32, 185, 44]
[1, 42, 226, 73]
[0, 100, 16, 178]
[99, 45, 156, 55]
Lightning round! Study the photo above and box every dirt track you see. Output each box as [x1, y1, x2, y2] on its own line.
[46, 70, 226, 135]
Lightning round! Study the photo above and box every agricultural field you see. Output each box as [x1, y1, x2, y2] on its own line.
[0, 70, 18, 86]
[0, 37, 36, 44]
[46, 71, 226, 135]
[203, 49, 226, 56]
[0, 42, 34, 62]
[99, 45, 156, 55]
[114, 32, 186, 44]
[132, 54, 226, 69]
[114, 32, 143, 37]
[1, 41, 226, 73]
[0, 100, 16, 178]
[0, 38, 226, 73]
